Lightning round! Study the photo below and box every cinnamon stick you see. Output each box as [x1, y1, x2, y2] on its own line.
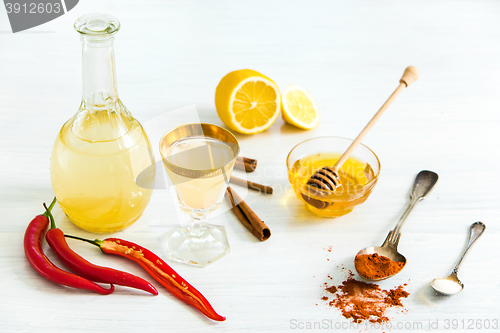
[229, 176, 273, 194]
[234, 156, 257, 172]
[226, 187, 271, 241]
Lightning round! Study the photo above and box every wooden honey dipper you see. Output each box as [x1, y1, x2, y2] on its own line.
[304, 66, 420, 209]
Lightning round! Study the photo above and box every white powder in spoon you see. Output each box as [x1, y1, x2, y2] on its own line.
[432, 278, 463, 295]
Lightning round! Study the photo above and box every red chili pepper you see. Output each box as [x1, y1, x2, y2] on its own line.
[24, 198, 114, 295]
[66, 235, 226, 321]
[46, 213, 158, 295]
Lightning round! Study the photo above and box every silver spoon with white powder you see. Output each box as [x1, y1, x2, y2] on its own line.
[432, 222, 486, 295]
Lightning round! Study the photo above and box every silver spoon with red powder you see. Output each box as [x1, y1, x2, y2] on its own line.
[355, 170, 438, 281]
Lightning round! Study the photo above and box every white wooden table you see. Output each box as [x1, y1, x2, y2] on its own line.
[1, 1, 499, 332]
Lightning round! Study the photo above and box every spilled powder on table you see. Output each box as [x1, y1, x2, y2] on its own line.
[322, 271, 409, 324]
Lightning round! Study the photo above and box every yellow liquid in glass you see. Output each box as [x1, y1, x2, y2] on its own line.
[289, 153, 377, 217]
[162, 136, 235, 211]
[50, 111, 155, 233]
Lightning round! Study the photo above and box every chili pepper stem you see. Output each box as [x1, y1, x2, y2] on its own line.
[42, 198, 57, 217]
[43, 200, 57, 230]
[65, 234, 104, 248]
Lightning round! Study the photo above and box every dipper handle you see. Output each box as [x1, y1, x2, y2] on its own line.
[331, 66, 419, 173]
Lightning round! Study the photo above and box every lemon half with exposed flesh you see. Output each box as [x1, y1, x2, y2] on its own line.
[215, 69, 281, 134]
[281, 85, 320, 130]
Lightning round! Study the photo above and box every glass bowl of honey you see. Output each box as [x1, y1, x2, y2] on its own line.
[287, 137, 381, 217]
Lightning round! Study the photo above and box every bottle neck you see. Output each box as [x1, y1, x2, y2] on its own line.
[81, 36, 119, 106]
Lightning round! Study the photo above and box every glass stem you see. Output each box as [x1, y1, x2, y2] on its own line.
[188, 210, 209, 237]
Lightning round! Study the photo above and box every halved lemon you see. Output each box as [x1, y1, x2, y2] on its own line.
[215, 69, 281, 134]
[281, 85, 320, 130]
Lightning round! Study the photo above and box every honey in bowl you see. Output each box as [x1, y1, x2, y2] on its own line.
[286, 137, 380, 217]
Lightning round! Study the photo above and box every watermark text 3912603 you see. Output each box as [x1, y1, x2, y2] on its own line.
[289, 319, 499, 331]
[3, 0, 79, 33]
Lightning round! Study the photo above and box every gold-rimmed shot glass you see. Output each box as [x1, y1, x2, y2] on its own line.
[159, 123, 239, 267]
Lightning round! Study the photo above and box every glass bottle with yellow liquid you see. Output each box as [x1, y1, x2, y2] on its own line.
[50, 14, 155, 233]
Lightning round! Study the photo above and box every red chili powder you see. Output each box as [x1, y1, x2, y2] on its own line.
[323, 272, 409, 323]
[354, 253, 405, 280]
[325, 285, 337, 294]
